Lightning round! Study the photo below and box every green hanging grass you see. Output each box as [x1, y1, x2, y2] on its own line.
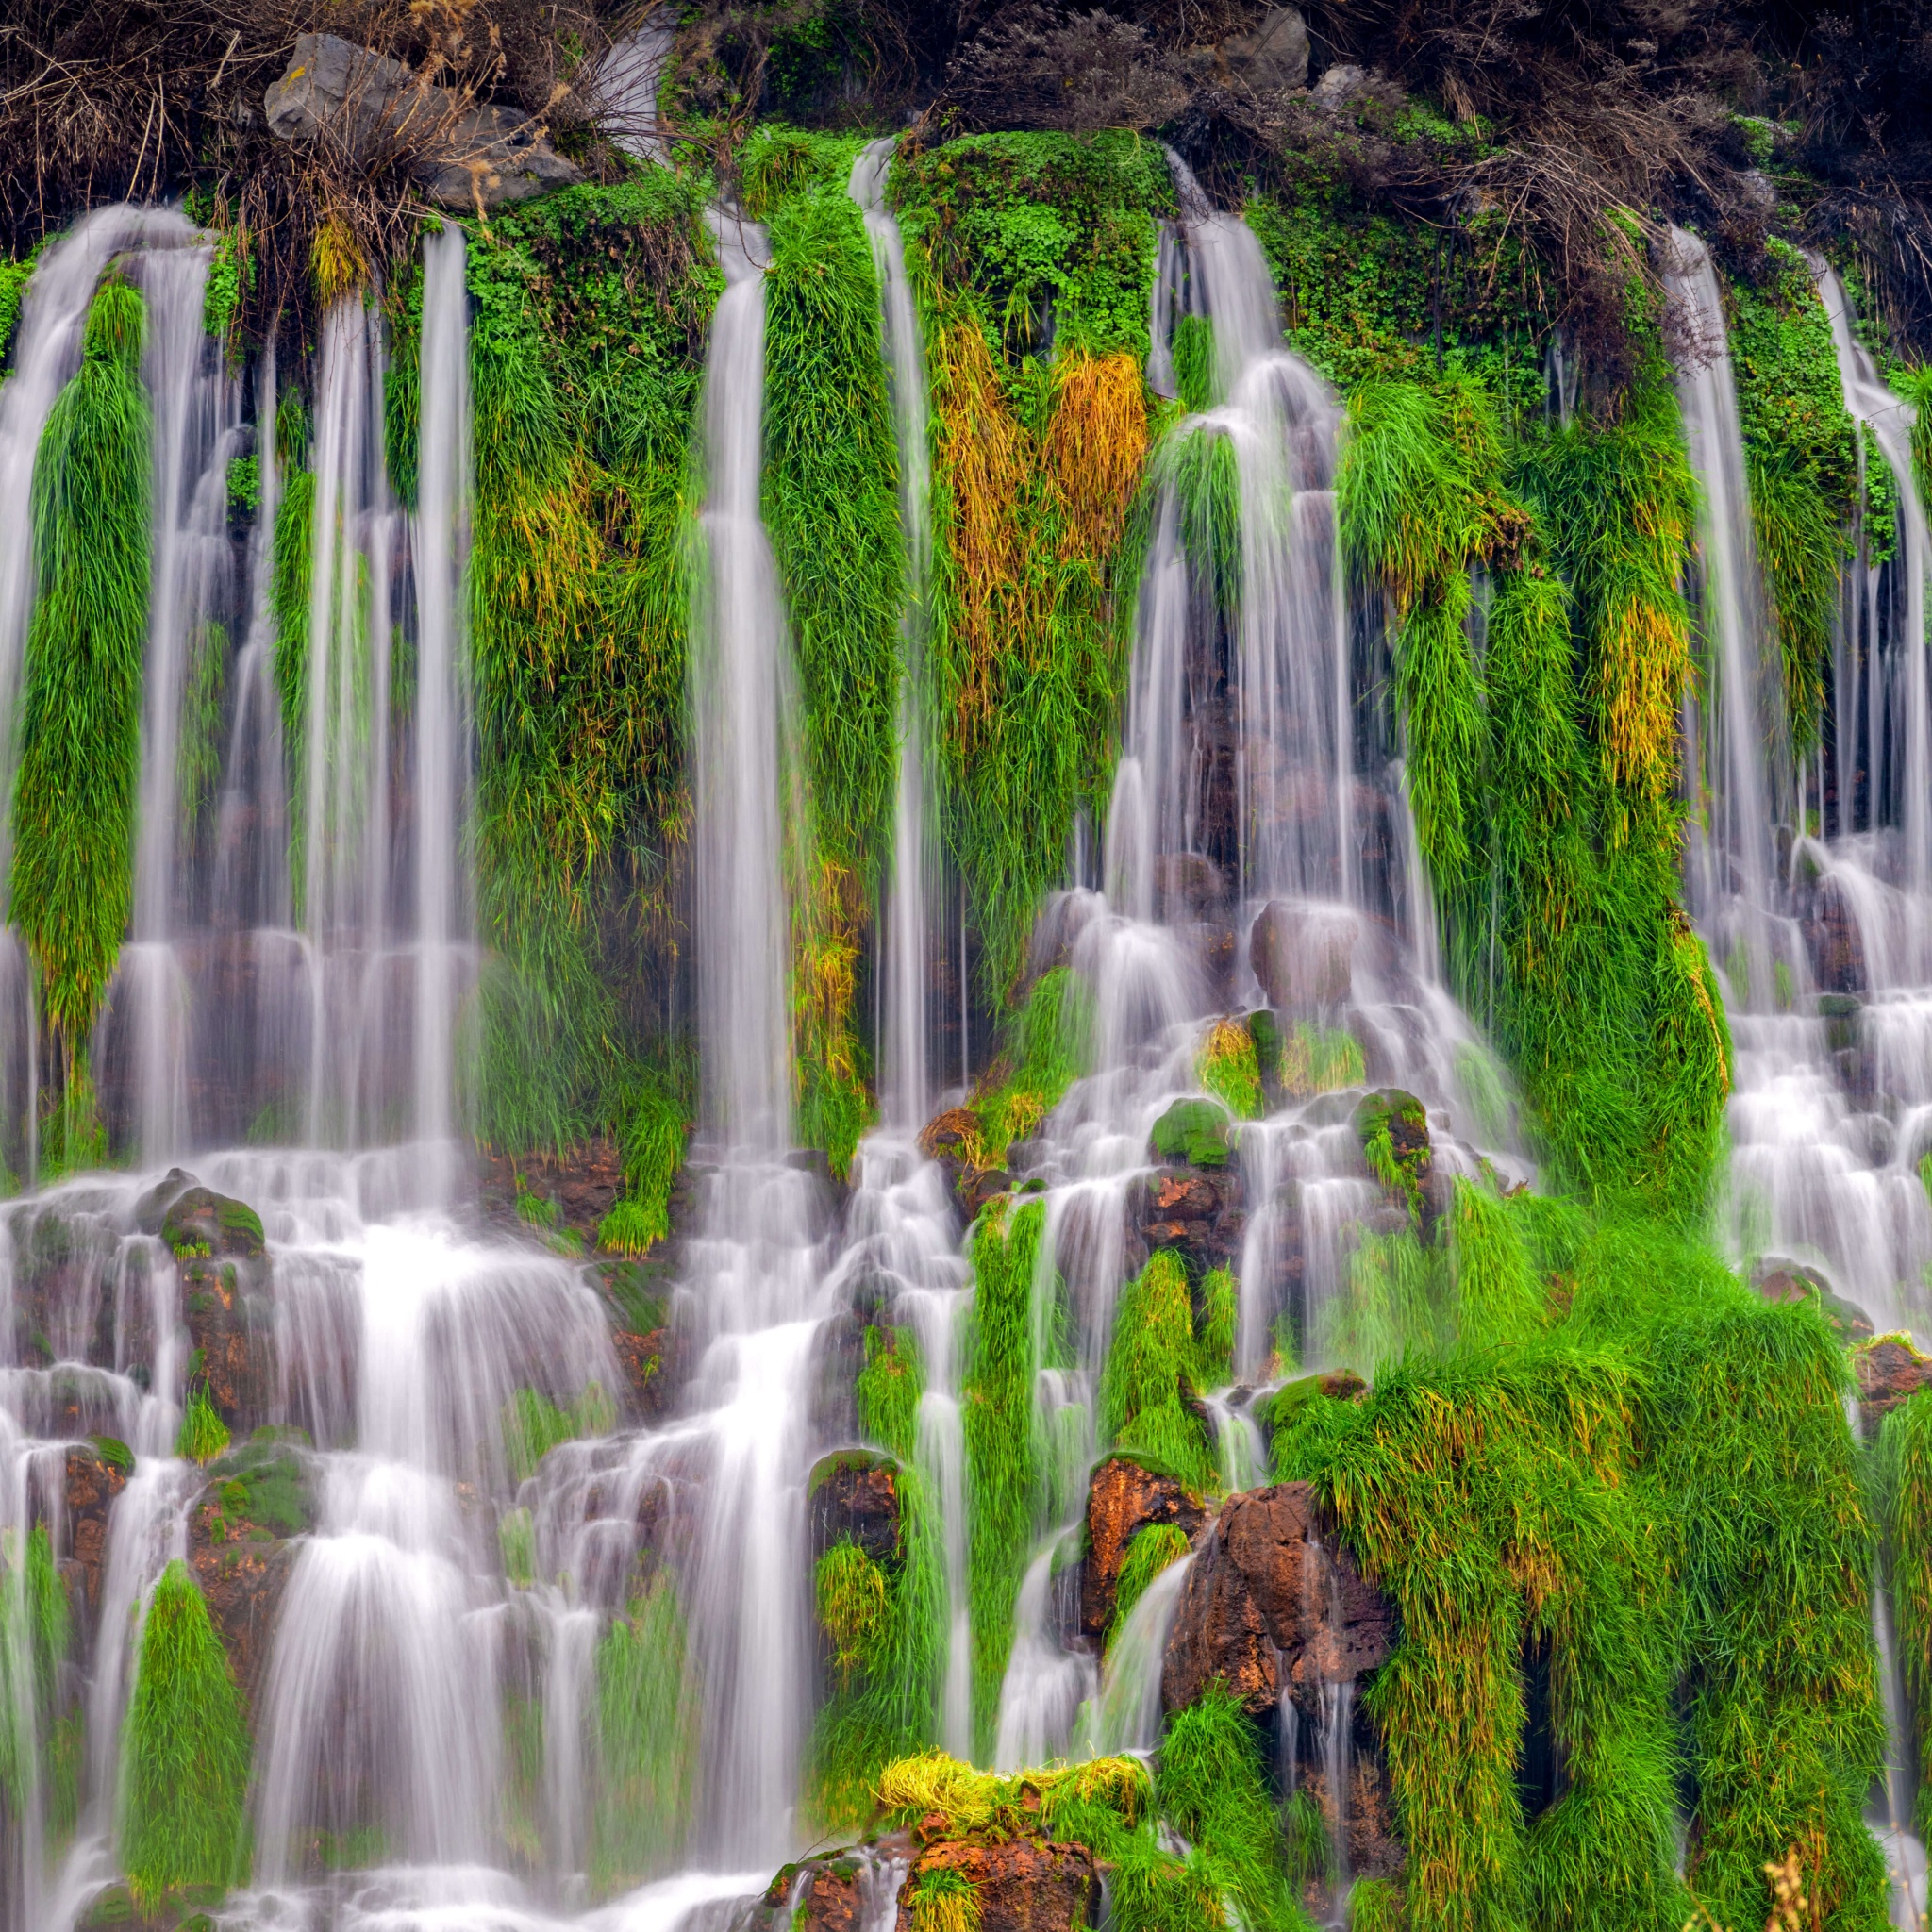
[592, 1573, 698, 1892]
[10, 276, 150, 1058]
[119, 1559, 251, 1906]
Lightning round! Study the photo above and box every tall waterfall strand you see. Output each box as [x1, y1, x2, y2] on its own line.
[850, 137, 936, 1133]
[691, 214, 794, 1157]
[120, 230, 239, 1162]
[412, 222, 475, 1193]
[1667, 225, 1790, 1003]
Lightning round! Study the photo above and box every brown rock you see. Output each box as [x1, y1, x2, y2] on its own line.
[180, 1256, 277, 1435]
[1155, 854, 1228, 916]
[61, 1442, 128, 1636]
[1082, 1456, 1208, 1640]
[1131, 1165, 1245, 1275]
[1162, 1481, 1394, 1718]
[188, 1507, 297, 1707]
[1857, 1339, 1932, 1432]
[898, 1838, 1097, 1932]
[1805, 875, 1869, 995]
[1251, 902, 1357, 1014]
[810, 1450, 902, 1570]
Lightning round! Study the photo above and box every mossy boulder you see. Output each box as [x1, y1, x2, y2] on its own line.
[1857, 1336, 1932, 1432]
[1353, 1089, 1432, 1221]
[1149, 1097, 1231, 1168]
[160, 1187, 266, 1261]
[188, 1431, 313, 1701]
[808, 1448, 901, 1571]
[1756, 1260, 1873, 1342]
[900, 1837, 1098, 1932]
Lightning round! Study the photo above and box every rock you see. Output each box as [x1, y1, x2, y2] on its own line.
[1154, 853, 1227, 916]
[1755, 1261, 1874, 1341]
[60, 1441, 128, 1641]
[1162, 1481, 1395, 1718]
[1150, 1098, 1232, 1168]
[920, 1106, 988, 1211]
[1220, 5, 1309, 91]
[1737, 167, 1776, 213]
[1081, 1456, 1208, 1640]
[772, 1844, 914, 1932]
[1265, 1369, 1367, 1441]
[1353, 1089, 1432, 1224]
[1804, 874, 1869, 995]
[188, 1432, 315, 1701]
[1857, 1339, 1932, 1432]
[264, 32, 583, 209]
[964, 1169, 1012, 1215]
[809, 1449, 902, 1571]
[1186, 922, 1239, 1001]
[595, 1258, 673, 1421]
[1310, 61, 1369, 109]
[161, 1186, 266, 1260]
[1131, 1164, 1246, 1275]
[1251, 902, 1356, 1014]
[898, 1837, 1098, 1932]
[179, 1253, 277, 1435]
[132, 1166, 199, 1236]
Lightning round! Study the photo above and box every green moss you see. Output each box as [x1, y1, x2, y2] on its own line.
[1149, 1098, 1230, 1169]
[1724, 240, 1858, 750]
[10, 277, 150, 1056]
[1878, 1387, 1932, 1839]
[1101, 1252, 1220, 1494]
[592, 1573, 697, 1892]
[119, 1561, 250, 1906]
[961, 1197, 1045, 1754]
[502, 1381, 616, 1484]
[0, 254, 30, 363]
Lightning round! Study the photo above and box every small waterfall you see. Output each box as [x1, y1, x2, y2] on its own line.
[850, 137, 937, 1134]
[1077, 1548, 1193, 1757]
[1668, 225, 1788, 1001]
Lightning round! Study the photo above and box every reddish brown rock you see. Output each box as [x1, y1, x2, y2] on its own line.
[180, 1256, 277, 1433]
[1081, 1456, 1208, 1640]
[187, 1438, 315, 1703]
[898, 1838, 1098, 1932]
[1162, 1482, 1394, 1718]
[1251, 902, 1357, 1014]
[810, 1450, 902, 1570]
[61, 1441, 127, 1635]
[1131, 1166, 1245, 1275]
[1857, 1339, 1932, 1433]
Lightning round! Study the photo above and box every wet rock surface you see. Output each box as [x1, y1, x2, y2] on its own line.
[1756, 1260, 1874, 1341]
[60, 1440, 128, 1641]
[1162, 1481, 1395, 1717]
[181, 1253, 278, 1435]
[1803, 874, 1869, 994]
[160, 1185, 267, 1260]
[1252, 901, 1357, 1013]
[810, 1448, 903, 1570]
[1131, 1160, 1245, 1276]
[591, 1257, 674, 1420]
[188, 1431, 316, 1703]
[1081, 1455, 1208, 1641]
[901, 1837, 1098, 1932]
[1857, 1337, 1932, 1431]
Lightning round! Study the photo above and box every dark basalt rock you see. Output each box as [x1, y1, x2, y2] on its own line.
[1251, 901, 1357, 1014]
[1130, 1163, 1245, 1276]
[1162, 1481, 1395, 1719]
[810, 1449, 902, 1571]
[132, 1166, 199, 1236]
[1081, 1455, 1208, 1641]
[898, 1838, 1098, 1932]
[1804, 874, 1869, 995]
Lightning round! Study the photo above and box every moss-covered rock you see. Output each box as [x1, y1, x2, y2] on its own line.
[1148, 1098, 1231, 1169]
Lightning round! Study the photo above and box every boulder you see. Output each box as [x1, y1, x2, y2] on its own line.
[898, 1838, 1098, 1932]
[1251, 902, 1356, 1014]
[767, 1843, 915, 1932]
[1309, 61, 1370, 109]
[132, 1166, 199, 1236]
[1150, 1098, 1232, 1168]
[1081, 1456, 1208, 1640]
[1353, 1089, 1434, 1224]
[1804, 874, 1869, 995]
[1220, 5, 1309, 91]
[264, 32, 583, 209]
[595, 1258, 673, 1421]
[810, 1449, 902, 1571]
[1154, 853, 1227, 916]
[188, 1432, 315, 1701]
[1162, 1481, 1394, 1718]
[1756, 1261, 1874, 1342]
[1130, 1165, 1245, 1276]
[1857, 1339, 1932, 1433]
[161, 1186, 267, 1260]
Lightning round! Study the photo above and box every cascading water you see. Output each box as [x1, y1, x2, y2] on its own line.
[985, 155, 1519, 1831]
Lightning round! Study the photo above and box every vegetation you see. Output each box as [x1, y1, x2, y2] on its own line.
[592, 1572, 698, 1892]
[119, 1561, 251, 1906]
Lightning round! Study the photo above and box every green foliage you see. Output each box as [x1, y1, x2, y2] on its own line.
[1149, 1098, 1230, 1169]
[1197, 1018, 1262, 1120]
[740, 125, 865, 219]
[971, 966, 1092, 1162]
[602, 1060, 691, 1254]
[1725, 240, 1858, 749]
[817, 1538, 891, 1679]
[177, 621, 228, 829]
[1876, 1385, 1932, 1840]
[502, 1381, 615, 1484]
[1108, 1522, 1191, 1649]
[0, 255, 29, 363]
[961, 1197, 1044, 1754]
[175, 1389, 230, 1465]
[120, 1561, 250, 1906]
[0, 1524, 71, 1811]
[10, 278, 150, 1052]
[592, 1573, 697, 1892]
[1158, 1689, 1299, 1932]
[1277, 1206, 1888, 1932]
[460, 173, 717, 1155]
[1101, 1252, 1219, 1493]
[858, 1324, 923, 1459]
